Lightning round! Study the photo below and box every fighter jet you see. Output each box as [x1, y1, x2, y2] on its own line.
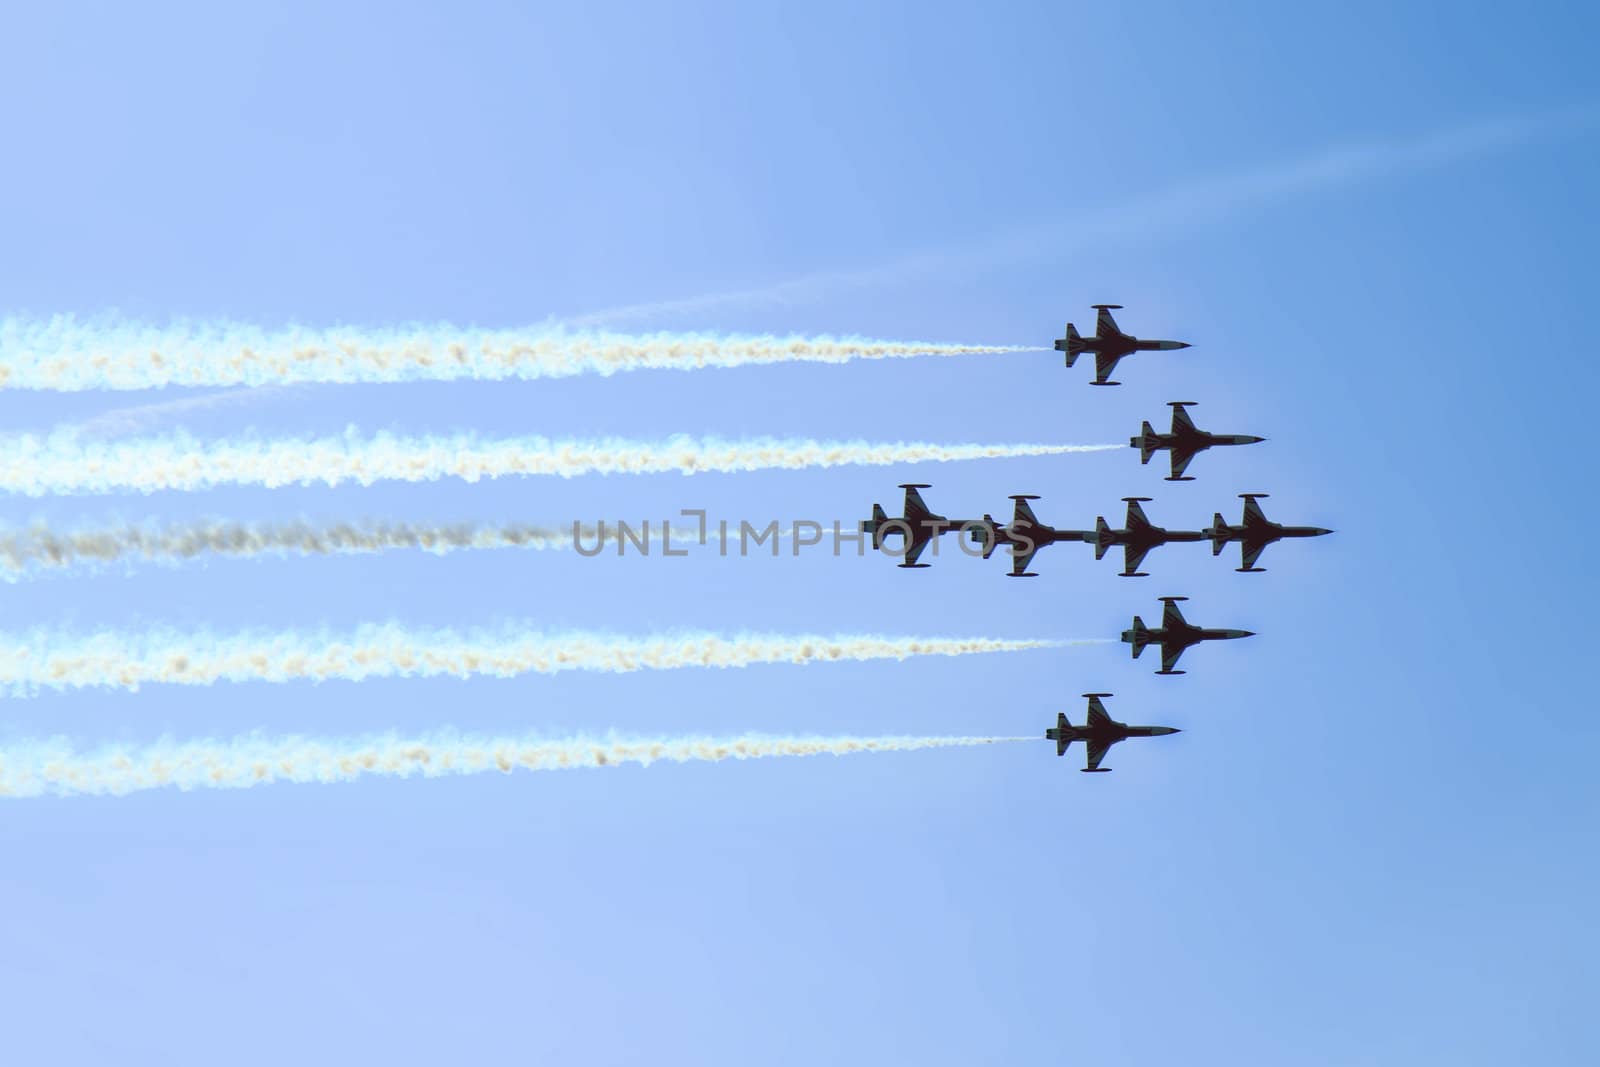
[1045, 693, 1181, 772]
[1122, 596, 1254, 675]
[860, 484, 984, 568]
[1088, 497, 1206, 577]
[1204, 493, 1334, 573]
[969, 495, 1091, 578]
[1132, 402, 1264, 481]
[1054, 304, 1191, 386]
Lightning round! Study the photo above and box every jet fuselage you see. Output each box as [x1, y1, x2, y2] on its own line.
[1047, 722, 1180, 744]
[1094, 525, 1205, 552]
[1134, 428, 1266, 454]
[1123, 624, 1254, 651]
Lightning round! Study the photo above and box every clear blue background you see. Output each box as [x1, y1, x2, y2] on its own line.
[1, 2, 1596, 1063]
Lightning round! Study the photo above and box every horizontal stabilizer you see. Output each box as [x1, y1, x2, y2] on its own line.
[1058, 323, 1084, 364]
[1124, 616, 1149, 657]
[970, 515, 999, 558]
[864, 503, 890, 548]
[1208, 514, 1228, 554]
[1137, 422, 1159, 464]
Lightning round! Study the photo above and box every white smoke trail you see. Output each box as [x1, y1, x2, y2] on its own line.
[0, 318, 1032, 391]
[0, 518, 596, 579]
[0, 430, 1119, 497]
[0, 627, 1079, 694]
[0, 731, 1033, 798]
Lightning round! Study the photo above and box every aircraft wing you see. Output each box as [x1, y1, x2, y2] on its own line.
[1008, 543, 1040, 577]
[1095, 306, 1124, 338]
[1239, 540, 1267, 571]
[1161, 598, 1188, 630]
[1124, 499, 1152, 530]
[1085, 695, 1113, 728]
[1242, 495, 1268, 526]
[902, 486, 932, 522]
[1160, 642, 1185, 673]
[1169, 404, 1197, 433]
[1122, 544, 1151, 576]
[1093, 351, 1124, 384]
[1084, 739, 1113, 772]
[1012, 497, 1040, 527]
[901, 531, 933, 567]
[1168, 446, 1197, 480]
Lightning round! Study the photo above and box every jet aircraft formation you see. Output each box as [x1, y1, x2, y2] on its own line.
[861, 304, 1333, 773]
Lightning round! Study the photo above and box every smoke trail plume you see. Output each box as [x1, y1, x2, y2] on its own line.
[0, 518, 595, 579]
[0, 431, 1119, 497]
[0, 627, 1077, 694]
[0, 318, 1032, 391]
[0, 731, 1032, 798]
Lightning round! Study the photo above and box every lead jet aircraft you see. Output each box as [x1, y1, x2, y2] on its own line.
[969, 495, 1091, 578]
[1054, 304, 1191, 386]
[1132, 402, 1264, 481]
[1088, 497, 1206, 577]
[1122, 596, 1254, 675]
[1046, 693, 1181, 772]
[860, 484, 984, 568]
[1204, 493, 1334, 572]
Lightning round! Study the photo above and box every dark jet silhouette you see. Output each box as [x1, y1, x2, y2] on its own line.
[1123, 596, 1254, 675]
[1046, 693, 1181, 773]
[1205, 493, 1333, 573]
[969, 494, 1091, 578]
[1054, 304, 1191, 385]
[860, 484, 984, 569]
[1088, 497, 1206, 577]
[1132, 402, 1264, 481]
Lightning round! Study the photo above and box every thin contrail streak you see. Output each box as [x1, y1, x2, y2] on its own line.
[0, 628, 1081, 694]
[0, 731, 1034, 798]
[569, 107, 1596, 327]
[0, 319, 1030, 391]
[0, 431, 1119, 496]
[0, 518, 594, 579]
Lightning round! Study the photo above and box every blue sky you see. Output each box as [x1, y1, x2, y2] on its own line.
[1, 2, 1597, 1062]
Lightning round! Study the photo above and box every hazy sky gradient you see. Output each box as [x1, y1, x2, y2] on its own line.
[1, 2, 1597, 1064]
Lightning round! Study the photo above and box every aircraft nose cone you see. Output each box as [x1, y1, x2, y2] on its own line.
[1312, 527, 1334, 536]
[1243, 435, 1266, 444]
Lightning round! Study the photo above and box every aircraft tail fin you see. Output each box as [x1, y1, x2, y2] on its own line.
[1055, 712, 1070, 756]
[1208, 513, 1228, 555]
[1093, 516, 1112, 560]
[1138, 422, 1158, 464]
[1127, 616, 1149, 657]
